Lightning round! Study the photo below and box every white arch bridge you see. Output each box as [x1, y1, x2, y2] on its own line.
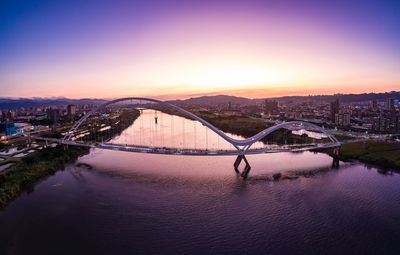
[27, 97, 348, 177]
[29, 97, 345, 155]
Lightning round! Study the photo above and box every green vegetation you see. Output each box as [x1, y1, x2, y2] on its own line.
[339, 141, 400, 170]
[0, 143, 7, 151]
[0, 146, 89, 208]
[0, 156, 20, 167]
[198, 113, 267, 137]
[332, 133, 357, 141]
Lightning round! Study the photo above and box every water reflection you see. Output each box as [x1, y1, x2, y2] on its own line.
[79, 109, 347, 180]
[6, 108, 400, 254]
[1, 137, 400, 254]
[112, 109, 265, 150]
[78, 147, 349, 183]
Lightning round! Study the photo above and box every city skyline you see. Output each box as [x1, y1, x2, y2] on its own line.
[2, 1, 400, 253]
[1, 0, 399, 99]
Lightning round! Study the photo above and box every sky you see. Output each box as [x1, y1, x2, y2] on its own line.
[0, 0, 399, 99]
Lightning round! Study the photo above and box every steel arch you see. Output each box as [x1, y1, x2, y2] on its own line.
[63, 97, 340, 152]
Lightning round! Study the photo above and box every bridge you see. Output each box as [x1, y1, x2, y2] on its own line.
[26, 97, 354, 177]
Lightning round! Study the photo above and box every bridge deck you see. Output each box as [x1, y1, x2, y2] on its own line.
[25, 135, 355, 156]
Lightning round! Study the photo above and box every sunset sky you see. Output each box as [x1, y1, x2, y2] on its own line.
[0, 0, 399, 99]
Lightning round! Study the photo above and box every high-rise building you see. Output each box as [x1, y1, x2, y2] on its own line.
[0, 122, 15, 136]
[46, 106, 61, 128]
[369, 100, 377, 110]
[330, 99, 339, 122]
[67, 104, 76, 116]
[1, 110, 15, 122]
[372, 114, 400, 133]
[335, 112, 350, 127]
[343, 112, 350, 126]
[386, 98, 394, 111]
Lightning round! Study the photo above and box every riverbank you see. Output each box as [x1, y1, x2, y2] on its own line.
[0, 145, 90, 208]
[338, 141, 400, 170]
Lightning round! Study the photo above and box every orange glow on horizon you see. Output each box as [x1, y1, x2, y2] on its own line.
[1, 4, 399, 99]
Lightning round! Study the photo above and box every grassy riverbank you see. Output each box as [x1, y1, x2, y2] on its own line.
[0, 145, 89, 208]
[338, 141, 400, 170]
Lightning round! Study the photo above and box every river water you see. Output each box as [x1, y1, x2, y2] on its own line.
[1, 111, 400, 254]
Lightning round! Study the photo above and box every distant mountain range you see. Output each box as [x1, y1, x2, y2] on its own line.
[0, 91, 399, 109]
[168, 91, 400, 106]
[0, 98, 106, 110]
[167, 95, 257, 107]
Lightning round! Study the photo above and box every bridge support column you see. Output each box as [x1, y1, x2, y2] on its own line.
[331, 146, 341, 169]
[233, 154, 251, 178]
[233, 155, 244, 173]
[333, 146, 340, 156]
[332, 158, 339, 169]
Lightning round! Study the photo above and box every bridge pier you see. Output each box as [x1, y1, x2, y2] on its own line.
[331, 146, 341, 169]
[233, 155, 243, 172]
[233, 154, 251, 178]
[332, 146, 340, 157]
[332, 157, 339, 169]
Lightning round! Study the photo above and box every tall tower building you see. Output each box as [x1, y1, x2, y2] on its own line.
[330, 99, 339, 122]
[386, 98, 394, 111]
[369, 100, 377, 110]
[67, 104, 76, 116]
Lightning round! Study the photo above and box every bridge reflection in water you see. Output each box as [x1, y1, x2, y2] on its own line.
[29, 97, 347, 178]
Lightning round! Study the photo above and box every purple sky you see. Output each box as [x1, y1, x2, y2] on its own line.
[1, 0, 399, 99]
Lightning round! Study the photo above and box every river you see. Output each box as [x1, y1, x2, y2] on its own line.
[1, 111, 400, 254]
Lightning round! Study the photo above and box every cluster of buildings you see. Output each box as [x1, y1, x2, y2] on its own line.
[0, 111, 16, 137]
[217, 97, 400, 134]
[0, 111, 33, 138]
[1, 96, 399, 139]
[330, 99, 351, 127]
[278, 98, 400, 133]
[347, 98, 400, 133]
[0, 104, 83, 139]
